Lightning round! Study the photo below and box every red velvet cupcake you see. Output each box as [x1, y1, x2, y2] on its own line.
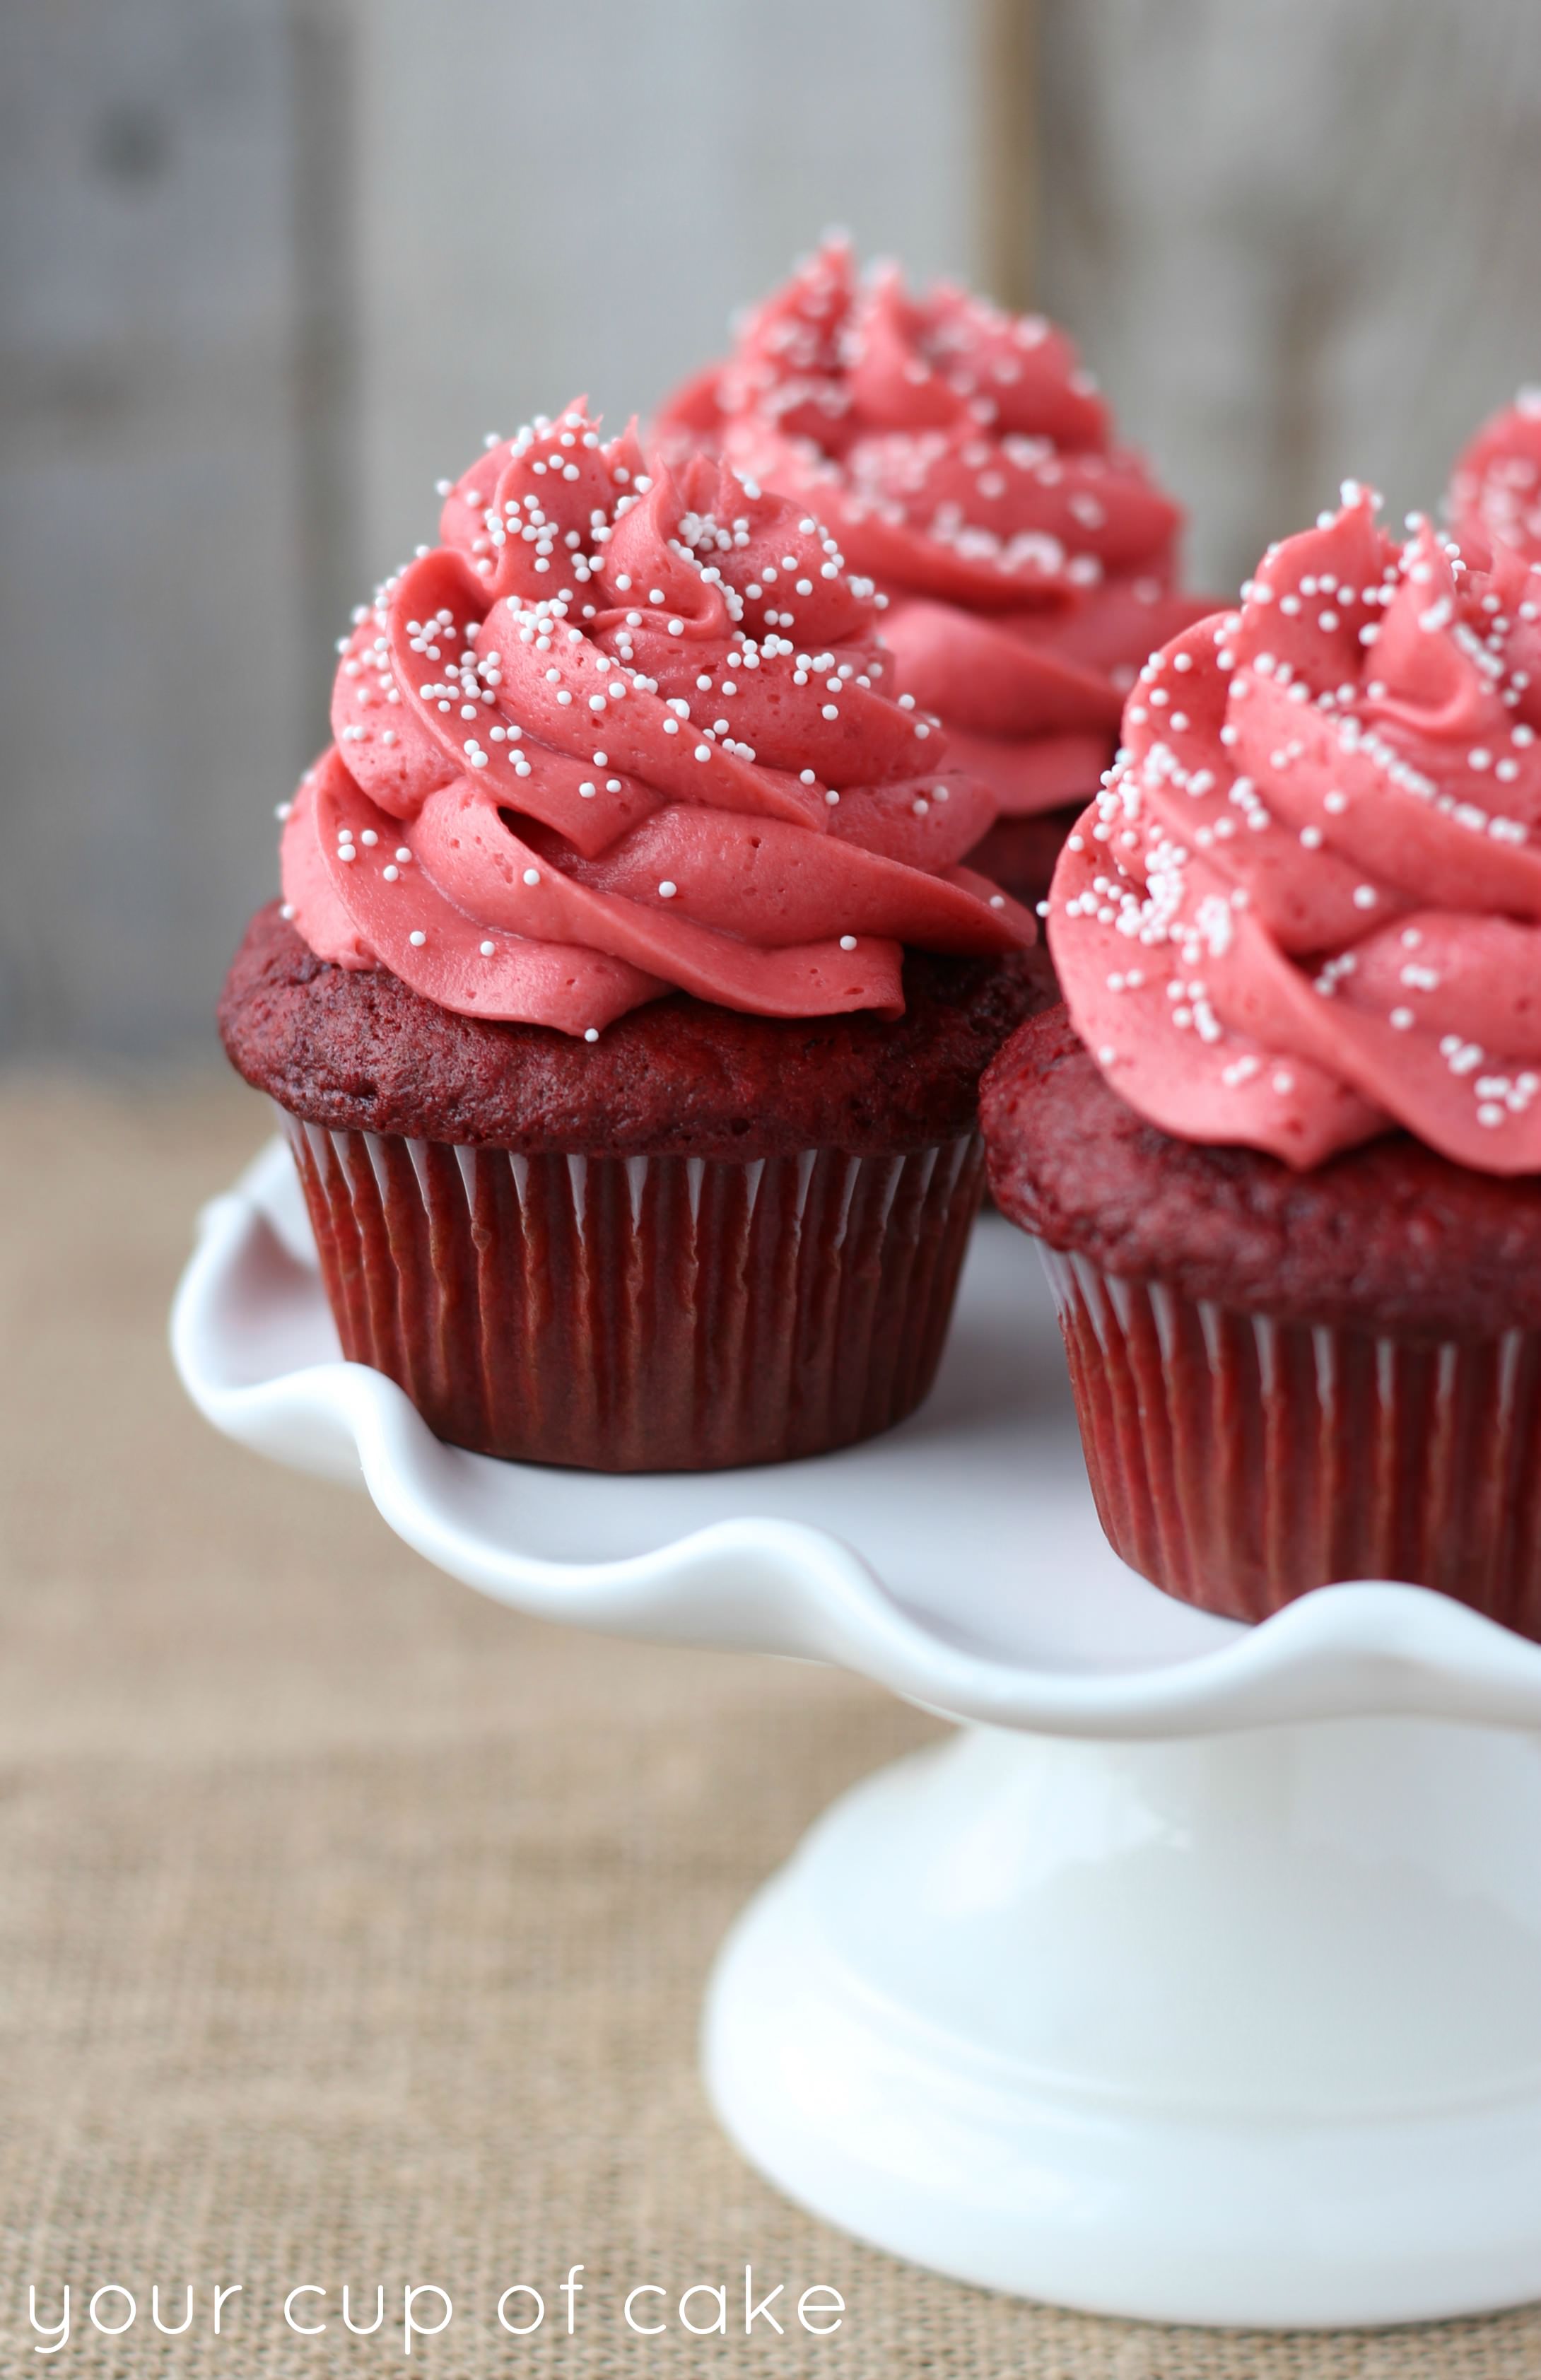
[658, 236, 1212, 904]
[982, 483, 1541, 1637]
[221, 400, 1045, 1471]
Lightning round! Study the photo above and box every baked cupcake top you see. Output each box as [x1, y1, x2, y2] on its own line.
[980, 1006, 1541, 1337]
[280, 400, 1033, 1040]
[658, 237, 1205, 816]
[223, 904, 1051, 1158]
[1046, 484, 1541, 1176]
[1448, 390, 1541, 565]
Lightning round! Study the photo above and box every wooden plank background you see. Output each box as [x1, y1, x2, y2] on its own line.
[1038, 0, 1541, 591]
[4, 0, 1541, 1059]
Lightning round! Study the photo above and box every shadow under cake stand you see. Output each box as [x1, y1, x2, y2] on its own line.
[173, 1139, 1541, 2331]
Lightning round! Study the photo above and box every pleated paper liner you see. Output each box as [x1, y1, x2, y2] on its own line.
[1041, 1245, 1541, 1640]
[281, 1115, 985, 1471]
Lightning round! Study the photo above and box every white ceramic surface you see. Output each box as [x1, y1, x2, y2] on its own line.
[706, 1719, 1541, 2326]
[172, 1139, 1541, 2325]
[173, 1137, 1541, 1740]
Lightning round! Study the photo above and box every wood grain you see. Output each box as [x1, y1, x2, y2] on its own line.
[1, 0, 305, 1057]
[8, 0, 1541, 1054]
[1, 0, 988, 1056]
[346, 0, 984, 597]
[977, 0, 1037, 314]
[1036, 0, 1541, 593]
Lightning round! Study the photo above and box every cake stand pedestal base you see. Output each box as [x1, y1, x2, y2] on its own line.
[705, 1716, 1541, 2328]
[177, 1156, 1541, 2331]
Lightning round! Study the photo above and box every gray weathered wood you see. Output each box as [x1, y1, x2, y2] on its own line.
[9, 0, 1541, 1057]
[1, 0, 990, 1057]
[344, 0, 986, 596]
[1037, 0, 1541, 593]
[978, 0, 1037, 315]
[1, 0, 309, 1057]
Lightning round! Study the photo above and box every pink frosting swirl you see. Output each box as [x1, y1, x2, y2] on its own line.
[1048, 485, 1541, 1175]
[281, 401, 1033, 1038]
[1448, 391, 1541, 566]
[660, 238, 1205, 818]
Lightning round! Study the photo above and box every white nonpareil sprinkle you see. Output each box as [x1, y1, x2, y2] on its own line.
[315, 404, 1067, 1033]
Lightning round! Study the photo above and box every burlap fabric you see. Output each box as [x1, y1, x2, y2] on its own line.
[2, 1073, 1538, 2378]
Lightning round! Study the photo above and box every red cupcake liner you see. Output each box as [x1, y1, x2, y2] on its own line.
[280, 1115, 985, 1472]
[1040, 1246, 1541, 1638]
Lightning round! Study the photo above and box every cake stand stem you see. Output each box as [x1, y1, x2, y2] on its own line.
[703, 1714, 1541, 2328]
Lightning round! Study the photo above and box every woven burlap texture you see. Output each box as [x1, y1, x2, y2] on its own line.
[2, 1074, 1537, 2379]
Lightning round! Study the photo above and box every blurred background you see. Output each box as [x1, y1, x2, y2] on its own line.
[6, 17, 1541, 2355]
[6, 0, 1541, 1062]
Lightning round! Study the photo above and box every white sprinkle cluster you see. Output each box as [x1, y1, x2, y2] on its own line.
[300, 392, 1019, 1045]
[1050, 486, 1541, 1142]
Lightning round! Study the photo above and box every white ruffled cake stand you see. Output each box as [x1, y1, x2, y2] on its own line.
[173, 1139, 1541, 2331]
